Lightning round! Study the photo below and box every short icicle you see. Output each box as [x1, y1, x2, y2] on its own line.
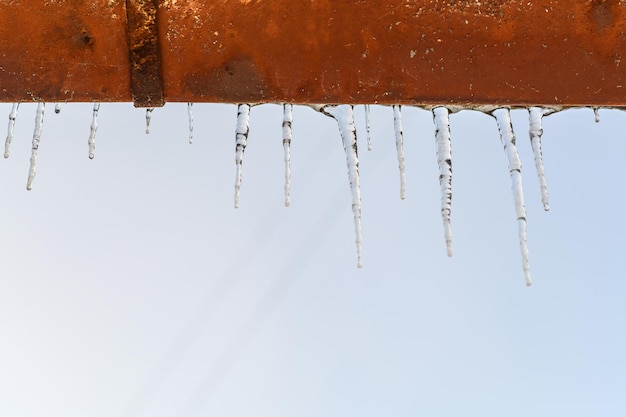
[528, 107, 550, 211]
[493, 108, 532, 286]
[5, 102, 19, 159]
[54, 103, 62, 114]
[88, 103, 100, 159]
[26, 102, 45, 191]
[433, 106, 453, 257]
[145, 108, 154, 134]
[187, 102, 194, 144]
[593, 107, 600, 123]
[234, 103, 251, 208]
[282, 103, 293, 207]
[364, 104, 372, 151]
[392, 105, 407, 200]
[321, 104, 363, 268]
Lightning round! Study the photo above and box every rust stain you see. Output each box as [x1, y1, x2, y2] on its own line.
[590, 0, 619, 30]
[184, 56, 269, 102]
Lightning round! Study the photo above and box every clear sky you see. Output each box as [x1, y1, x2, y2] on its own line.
[0, 102, 624, 417]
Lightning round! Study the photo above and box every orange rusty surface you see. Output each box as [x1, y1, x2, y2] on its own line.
[0, 0, 132, 102]
[0, 0, 625, 106]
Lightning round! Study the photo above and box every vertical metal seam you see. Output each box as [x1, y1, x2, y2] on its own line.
[125, 0, 164, 107]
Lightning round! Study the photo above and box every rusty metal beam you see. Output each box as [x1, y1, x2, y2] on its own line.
[0, 0, 624, 107]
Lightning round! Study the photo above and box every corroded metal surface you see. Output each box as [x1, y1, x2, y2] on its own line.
[0, 0, 131, 102]
[126, 0, 164, 107]
[0, 0, 624, 106]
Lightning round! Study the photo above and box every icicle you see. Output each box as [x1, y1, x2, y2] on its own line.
[54, 103, 62, 114]
[593, 107, 600, 123]
[4, 103, 19, 159]
[364, 104, 372, 151]
[433, 106, 453, 257]
[187, 102, 194, 144]
[145, 108, 154, 134]
[282, 103, 293, 207]
[234, 103, 251, 209]
[392, 105, 407, 200]
[88, 102, 100, 159]
[26, 102, 45, 191]
[492, 108, 532, 286]
[320, 104, 363, 268]
[528, 107, 550, 211]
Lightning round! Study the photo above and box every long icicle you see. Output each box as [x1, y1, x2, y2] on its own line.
[187, 102, 194, 144]
[528, 107, 550, 211]
[26, 102, 45, 191]
[282, 103, 293, 207]
[321, 104, 363, 268]
[234, 104, 251, 209]
[145, 108, 154, 134]
[493, 108, 532, 286]
[392, 105, 407, 200]
[5, 103, 19, 159]
[433, 107, 453, 257]
[364, 104, 372, 151]
[88, 102, 100, 159]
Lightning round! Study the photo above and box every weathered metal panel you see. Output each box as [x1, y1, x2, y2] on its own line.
[0, 0, 624, 106]
[0, 0, 132, 102]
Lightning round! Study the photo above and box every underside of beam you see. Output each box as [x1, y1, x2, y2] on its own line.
[0, 0, 624, 107]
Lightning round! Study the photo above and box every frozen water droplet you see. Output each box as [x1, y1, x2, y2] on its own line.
[4, 102, 19, 159]
[593, 107, 600, 123]
[433, 106, 453, 257]
[528, 107, 550, 211]
[492, 108, 532, 286]
[234, 104, 251, 209]
[27, 102, 45, 191]
[319, 104, 363, 268]
[392, 105, 407, 200]
[54, 103, 62, 114]
[88, 103, 100, 159]
[187, 102, 194, 144]
[364, 104, 372, 151]
[145, 108, 154, 134]
[282, 103, 293, 207]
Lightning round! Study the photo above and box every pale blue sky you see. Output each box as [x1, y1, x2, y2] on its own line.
[0, 103, 624, 417]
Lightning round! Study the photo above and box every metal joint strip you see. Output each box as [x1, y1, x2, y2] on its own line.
[125, 0, 164, 107]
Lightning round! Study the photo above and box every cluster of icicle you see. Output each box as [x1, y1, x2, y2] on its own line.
[290, 104, 557, 286]
[224, 103, 564, 286]
[206, 102, 562, 286]
[7, 102, 596, 285]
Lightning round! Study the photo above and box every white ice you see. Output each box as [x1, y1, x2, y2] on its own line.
[493, 108, 532, 286]
[4, 102, 19, 159]
[320, 104, 363, 268]
[593, 107, 600, 123]
[282, 103, 293, 207]
[365, 104, 372, 151]
[145, 108, 154, 134]
[528, 107, 550, 211]
[433, 106, 453, 257]
[27, 102, 45, 191]
[188, 102, 194, 144]
[234, 104, 251, 209]
[88, 103, 100, 159]
[392, 105, 407, 200]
